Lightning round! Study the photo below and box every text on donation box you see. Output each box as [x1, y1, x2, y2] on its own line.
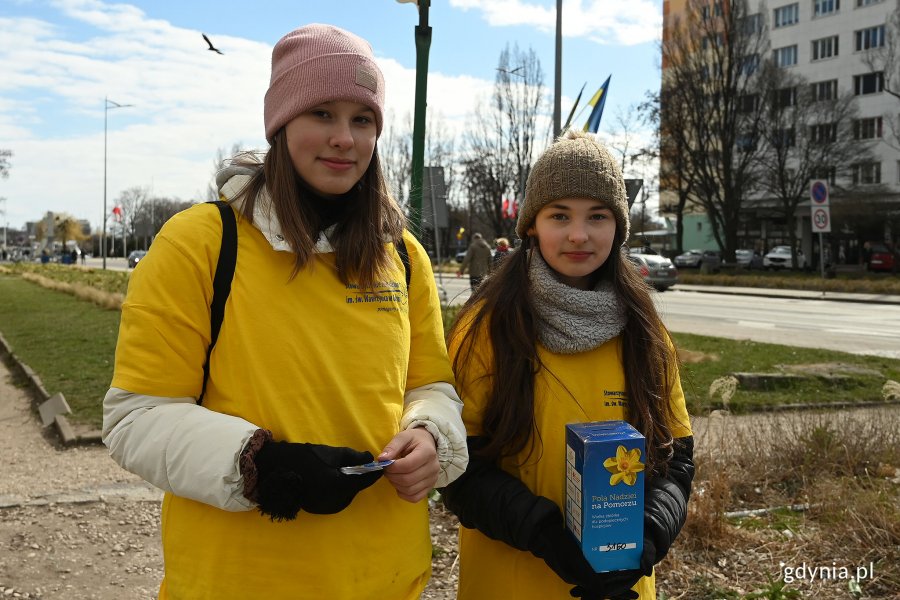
[565, 420, 645, 572]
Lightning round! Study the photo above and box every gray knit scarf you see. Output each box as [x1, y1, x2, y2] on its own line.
[529, 251, 627, 354]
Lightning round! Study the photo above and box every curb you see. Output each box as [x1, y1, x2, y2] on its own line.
[674, 284, 900, 305]
[0, 332, 104, 446]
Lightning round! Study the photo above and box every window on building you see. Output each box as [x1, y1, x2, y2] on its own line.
[775, 86, 798, 108]
[701, 2, 724, 20]
[774, 3, 799, 27]
[773, 127, 796, 147]
[854, 72, 885, 95]
[814, 166, 837, 185]
[741, 53, 760, 76]
[811, 79, 839, 101]
[742, 13, 764, 34]
[774, 45, 799, 67]
[810, 123, 838, 143]
[814, 0, 840, 16]
[856, 0, 883, 6]
[702, 33, 725, 49]
[812, 35, 839, 60]
[852, 162, 881, 184]
[853, 116, 883, 139]
[738, 94, 760, 113]
[855, 26, 886, 51]
[736, 133, 757, 152]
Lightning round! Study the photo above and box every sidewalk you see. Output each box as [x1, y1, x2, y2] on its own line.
[675, 283, 900, 305]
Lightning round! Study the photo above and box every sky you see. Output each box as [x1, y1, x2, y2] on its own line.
[0, 0, 664, 232]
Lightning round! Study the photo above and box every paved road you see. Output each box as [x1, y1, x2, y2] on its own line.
[437, 276, 900, 358]
[655, 289, 900, 359]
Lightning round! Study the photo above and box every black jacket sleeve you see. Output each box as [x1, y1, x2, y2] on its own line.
[439, 436, 559, 551]
[644, 435, 695, 563]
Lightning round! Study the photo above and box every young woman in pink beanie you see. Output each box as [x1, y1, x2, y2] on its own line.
[102, 24, 467, 599]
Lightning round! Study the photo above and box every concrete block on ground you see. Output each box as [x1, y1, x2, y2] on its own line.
[39, 392, 71, 427]
[55, 413, 77, 445]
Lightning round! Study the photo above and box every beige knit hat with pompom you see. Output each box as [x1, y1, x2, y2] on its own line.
[516, 129, 629, 242]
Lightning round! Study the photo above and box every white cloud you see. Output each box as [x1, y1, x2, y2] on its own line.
[0, 3, 499, 230]
[450, 0, 662, 45]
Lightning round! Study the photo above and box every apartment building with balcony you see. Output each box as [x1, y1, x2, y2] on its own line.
[660, 0, 900, 265]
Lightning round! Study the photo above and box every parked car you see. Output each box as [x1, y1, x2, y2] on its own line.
[127, 250, 147, 269]
[734, 249, 764, 269]
[627, 252, 678, 291]
[674, 249, 720, 268]
[673, 249, 703, 268]
[864, 242, 896, 272]
[763, 245, 805, 269]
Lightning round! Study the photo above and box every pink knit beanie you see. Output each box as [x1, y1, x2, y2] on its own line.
[264, 24, 385, 143]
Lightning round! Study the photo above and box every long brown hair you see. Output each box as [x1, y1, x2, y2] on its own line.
[448, 233, 684, 475]
[229, 130, 405, 291]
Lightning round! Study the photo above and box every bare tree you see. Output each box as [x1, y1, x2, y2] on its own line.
[0, 149, 11, 179]
[660, 0, 772, 261]
[858, 7, 900, 150]
[755, 65, 869, 267]
[642, 86, 698, 254]
[461, 44, 547, 240]
[380, 109, 413, 211]
[117, 186, 150, 255]
[496, 45, 545, 209]
[461, 100, 515, 239]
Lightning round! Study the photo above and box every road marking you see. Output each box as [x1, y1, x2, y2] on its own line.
[735, 321, 776, 329]
[827, 328, 900, 338]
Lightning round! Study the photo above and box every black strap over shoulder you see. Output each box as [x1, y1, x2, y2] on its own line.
[198, 200, 237, 405]
[196, 211, 410, 405]
[395, 237, 411, 289]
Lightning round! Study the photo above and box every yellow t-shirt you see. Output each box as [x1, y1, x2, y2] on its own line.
[449, 313, 692, 600]
[112, 203, 452, 599]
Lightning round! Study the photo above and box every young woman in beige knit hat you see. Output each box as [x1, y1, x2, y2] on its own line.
[102, 24, 467, 599]
[442, 129, 694, 600]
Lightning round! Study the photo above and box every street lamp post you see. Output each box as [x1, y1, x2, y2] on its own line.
[553, 0, 562, 138]
[103, 97, 133, 269]
[397, 0, 431, 237]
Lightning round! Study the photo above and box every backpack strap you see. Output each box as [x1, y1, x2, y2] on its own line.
[195, 211, 408, 405]
[198, 200, 238, 405]
[395, 237, 411, 290]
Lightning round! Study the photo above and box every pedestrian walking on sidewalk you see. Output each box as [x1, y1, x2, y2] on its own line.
[441, 129, 694, 600]
[102, 23, 467, 600]
[457, 232, 492, 290]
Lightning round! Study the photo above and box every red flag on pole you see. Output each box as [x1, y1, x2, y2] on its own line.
[112, 206, 123, 222]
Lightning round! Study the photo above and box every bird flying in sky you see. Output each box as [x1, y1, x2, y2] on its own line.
[202, 33, 223, 55]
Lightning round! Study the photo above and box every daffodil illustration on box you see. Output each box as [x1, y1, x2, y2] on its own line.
[603, 445, 645, 486]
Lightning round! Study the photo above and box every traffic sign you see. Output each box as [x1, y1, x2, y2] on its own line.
[812, 206, 831, 233]
[810, 180, 829, 205]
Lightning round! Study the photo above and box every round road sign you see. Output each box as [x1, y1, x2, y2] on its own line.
[813, 207, 829, 231]
[811, 181, 828, 204]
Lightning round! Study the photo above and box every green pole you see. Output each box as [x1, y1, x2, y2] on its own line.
[409, 1, 431, 238]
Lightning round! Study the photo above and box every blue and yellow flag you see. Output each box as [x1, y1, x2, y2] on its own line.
[583, 75, 611, 134]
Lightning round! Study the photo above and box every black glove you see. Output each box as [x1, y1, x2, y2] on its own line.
[568, 540, 655, 599]
[254, 440, 383, 520]
[529, 511, 598, 587]
[644, 437, 694, 564]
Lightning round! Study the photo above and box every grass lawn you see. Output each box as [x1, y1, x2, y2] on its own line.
[0, 275, 119, 425]
[673, 332, 900, 414]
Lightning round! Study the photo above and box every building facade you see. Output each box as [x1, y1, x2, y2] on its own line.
[660, 0, 900, 266]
